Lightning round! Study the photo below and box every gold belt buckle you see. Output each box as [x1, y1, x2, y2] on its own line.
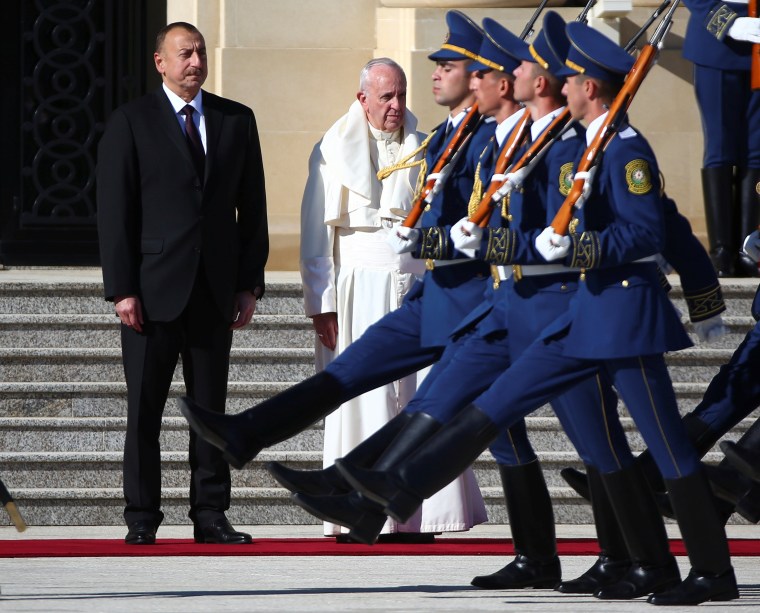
[425, 258, 435, 270]
[512, 264, 523, 282]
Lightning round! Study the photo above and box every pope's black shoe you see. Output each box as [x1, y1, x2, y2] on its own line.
[193, 517, 252, 544]
[593, 558, 681, 600]
[471, 554, 561, 590]
[291, 491, 387, 545]
[556, 555, 630, 594]
[647, 568, 739, 606]
[125, 520, 156, 545]
[267, 461, 349, 496]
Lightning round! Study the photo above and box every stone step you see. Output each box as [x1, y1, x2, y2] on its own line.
[0, 313, 314, 348]
[0, 347, 316, 383]
[1, 414, 752, 455]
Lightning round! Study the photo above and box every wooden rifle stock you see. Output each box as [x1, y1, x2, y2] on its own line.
[751, 0, 760, 90]
[402, 104, 482, 228]
[469, 109, 532, 226]
[550, 1, 680, 235]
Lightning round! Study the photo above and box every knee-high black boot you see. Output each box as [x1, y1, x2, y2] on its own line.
[267, 412, 413, 496]
[736, 167, 760, 277]
[593, 465, 681, 600]
[471, 461, 561, 589]
[292, 411, 444, 544]
[561, 413, 716, 503]
[722, 416, 760, 482]
[648, 469, 738, 605]
[557, 465, 631, 594]
[179, 371, 346, 468]
[338, 403, 499, 523]
[702, 166, 737, 277]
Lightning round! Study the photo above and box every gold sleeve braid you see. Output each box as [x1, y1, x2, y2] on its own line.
[418, 226, 450, 260]
[684, 282, 726, 322]
[569, 231, 601, 269]
[484, 227, 517, 265]
[706, 5, 737, 41]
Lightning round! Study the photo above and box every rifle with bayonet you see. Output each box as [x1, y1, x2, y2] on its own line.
[550, 0, 681, 235]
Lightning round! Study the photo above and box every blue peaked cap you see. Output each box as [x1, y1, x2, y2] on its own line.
[514, 11, 570, 79]
[468, 17, 526, 74]
[558, 21, 633, 81]
[428, 10, 484, 61]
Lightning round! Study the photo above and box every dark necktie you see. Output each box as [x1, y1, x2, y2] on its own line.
[181, 104, 205, 178]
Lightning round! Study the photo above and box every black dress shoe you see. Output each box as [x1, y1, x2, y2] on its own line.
[125, 520, 156, 545]
[470, 554, 561, 590]
[647, 567, 739, 605]
[556, 555, 630, 594]
[193, 518, 252, 544]
[594, 558, 681, 600]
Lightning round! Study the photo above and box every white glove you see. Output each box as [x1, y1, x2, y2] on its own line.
[693, 314, 729, 344]
[572, 166, 597, 209]
[493, 166, 530, 203]
[386, 226, 420, 254]
[743, 229, 760, 262]
[728, 17, 760, 43]
[535, 226, 571, 262]
[450, 216, 483, 258]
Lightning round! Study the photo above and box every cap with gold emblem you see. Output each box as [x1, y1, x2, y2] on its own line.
[428, 10, 484, 62]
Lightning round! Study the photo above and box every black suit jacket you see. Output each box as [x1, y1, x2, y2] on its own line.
[97, 87, 268, 321]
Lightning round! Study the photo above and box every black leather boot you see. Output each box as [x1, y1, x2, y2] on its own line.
[648, 469, 738, 605]
[179, 371, 345, 468]
[294, 411, 445, 543]
[594, 465, 681, 600]
[292, 491, 388, 545]
[702, 166, 737, 277]
[267, 412, 413, 495]
[736, 167, 760, 277]
[557, 466, 630, 594]
[338, 404, 499, 523]
[704, 463, 760, 523]
[472, 461, 561, 590]
[721, 416, 760, 482]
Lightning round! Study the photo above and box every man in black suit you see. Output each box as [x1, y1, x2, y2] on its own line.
[97, 22, 268, 545]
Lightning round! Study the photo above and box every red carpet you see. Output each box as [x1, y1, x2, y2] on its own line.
[1, 538, 759, 558]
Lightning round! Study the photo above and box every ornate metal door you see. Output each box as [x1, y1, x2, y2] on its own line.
[0, 0, 164, 265]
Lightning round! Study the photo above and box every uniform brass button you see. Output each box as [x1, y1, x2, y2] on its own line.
[622, 280, 629, 287]
[560, 284, 567, 291]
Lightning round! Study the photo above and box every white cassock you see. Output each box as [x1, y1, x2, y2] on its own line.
[300, 100, 487, 536]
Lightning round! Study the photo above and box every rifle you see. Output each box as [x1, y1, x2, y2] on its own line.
[751, 0, 760, 90]
[624, 0, 671, 53]
[401, 105, 483, 228]
[0, 475, 27, 532]
[550, 0, 681, 235]
[468, 0, 599, 227]
[520, 0, 551, 40]
[402, 0, 559, 230]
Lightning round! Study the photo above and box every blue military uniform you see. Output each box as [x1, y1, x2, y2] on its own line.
[335, 21, 737, 606]
[683, 0, 760, 276]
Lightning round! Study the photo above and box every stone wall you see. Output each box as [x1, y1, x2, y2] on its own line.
[167, 0, 704, 271]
